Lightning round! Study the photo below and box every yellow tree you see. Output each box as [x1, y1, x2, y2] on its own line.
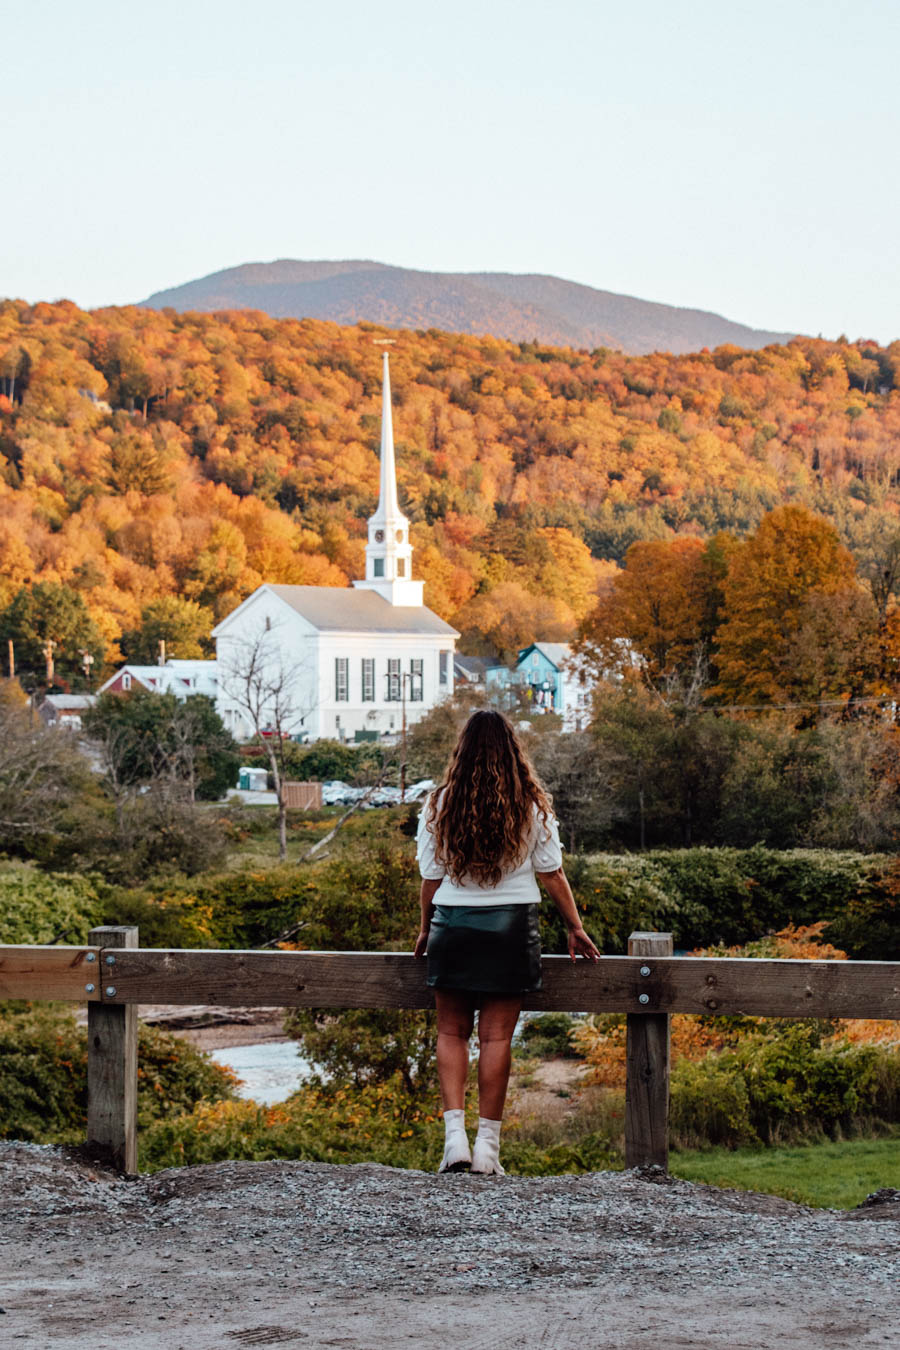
[714, 506, 864, 704]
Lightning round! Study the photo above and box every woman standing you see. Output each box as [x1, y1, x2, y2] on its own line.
[414, 709, 599, 1176]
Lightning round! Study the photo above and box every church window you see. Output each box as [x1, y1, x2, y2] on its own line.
[396, 529, 404, 542]
[439, 651, 449, 685]
[375, 529, 385, 543]
[386, 658, 401, 701]
[397, 558, 406, 577]
[122, 672, 132, 691]
[410, 659, 423, 702]
[373, 558, 385, 578]
[361, 658, 375, 702]
[335, 658, 349, 702]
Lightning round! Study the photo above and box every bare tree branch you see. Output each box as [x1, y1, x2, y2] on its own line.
[218, 624, 318, 861]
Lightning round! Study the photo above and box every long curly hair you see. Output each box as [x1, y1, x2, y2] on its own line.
[426, 710, 552, 887]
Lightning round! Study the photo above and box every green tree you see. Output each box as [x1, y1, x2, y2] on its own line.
[0, 582, 104, 688]
[83, 688, 239, 801]
[121, 596, 214, 663]
[283, 1008, 437, 1098]
[405, 685, 489, 780]
[526, 727, 623, 852]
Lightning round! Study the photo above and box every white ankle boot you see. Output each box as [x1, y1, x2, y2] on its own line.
[439, 1109, 472, 1173]
[471, 1117, 504, 1175]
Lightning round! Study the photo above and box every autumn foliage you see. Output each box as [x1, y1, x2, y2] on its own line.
[2, 298, 900, 683]
[573, 924, 899, 1090]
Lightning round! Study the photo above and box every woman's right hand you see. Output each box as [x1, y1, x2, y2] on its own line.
[413, 928, 430, 958]
[567, 925, 600, 962]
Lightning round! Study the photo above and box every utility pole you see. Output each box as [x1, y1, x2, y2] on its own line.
[43, 638, 55, 685]
[158, 638, 167, 665]
[401, 671, 408, 804]
[7, 638, 13, 680]
[386, 665, 410, 802]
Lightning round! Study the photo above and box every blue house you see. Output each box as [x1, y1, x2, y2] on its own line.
[486, 643, 593, 727]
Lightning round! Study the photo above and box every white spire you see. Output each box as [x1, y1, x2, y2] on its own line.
[373, 351, 403, 525]
[353, 349, 424, 606]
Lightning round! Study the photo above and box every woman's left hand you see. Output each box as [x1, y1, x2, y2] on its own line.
[568, 925, 600, 962]
[413, 928, 430, 958]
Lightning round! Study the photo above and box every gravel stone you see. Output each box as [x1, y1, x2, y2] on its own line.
[1, 1141, 897, 1348]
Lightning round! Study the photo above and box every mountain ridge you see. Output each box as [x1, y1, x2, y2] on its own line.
[139, 259, 797, 356]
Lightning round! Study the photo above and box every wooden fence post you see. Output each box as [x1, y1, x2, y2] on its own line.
[87, 926, 138, 1174]
[625, 931, 673, 1170]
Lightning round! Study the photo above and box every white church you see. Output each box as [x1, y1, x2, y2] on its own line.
[213, 353, 458, 743]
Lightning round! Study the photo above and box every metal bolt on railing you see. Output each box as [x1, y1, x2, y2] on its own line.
[86, 952, 96, 963]
[85, 983, 95, 994]
[105, 986, 117, 998]
[638, 993, 650, 1005]
[105, 955, 116, 966]
[640, 966, 651, 976]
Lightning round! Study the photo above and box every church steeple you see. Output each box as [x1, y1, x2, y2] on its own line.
[354, 350, 424, 606]
[375, 349, 402, 522]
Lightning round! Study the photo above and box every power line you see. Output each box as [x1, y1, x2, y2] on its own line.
[696, 694, 898, 714]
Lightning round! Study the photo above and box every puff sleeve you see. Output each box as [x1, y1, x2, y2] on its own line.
[531, 809, 563, 872]
[416, 798, 446, 881]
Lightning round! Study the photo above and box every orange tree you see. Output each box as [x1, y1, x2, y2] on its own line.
[576, 535, 729, 696]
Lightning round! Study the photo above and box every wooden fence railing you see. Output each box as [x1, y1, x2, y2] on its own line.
[2, 926, 899, 1175]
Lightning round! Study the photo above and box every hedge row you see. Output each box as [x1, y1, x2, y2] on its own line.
[3, 842, 897, 960]
[558, 847, 900, 958]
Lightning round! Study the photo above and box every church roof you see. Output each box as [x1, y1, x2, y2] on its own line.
[267, 585, 458, 636]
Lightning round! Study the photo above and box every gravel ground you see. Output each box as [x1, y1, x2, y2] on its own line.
[1, 1141, 898, 1349]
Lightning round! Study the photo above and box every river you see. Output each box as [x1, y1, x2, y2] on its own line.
[210, 1040, 313, 1105]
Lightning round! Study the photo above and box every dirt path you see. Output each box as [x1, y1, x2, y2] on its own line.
[2, 1142, 897, 1349]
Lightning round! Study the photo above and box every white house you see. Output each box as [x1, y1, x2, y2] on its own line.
[213, 353, 458, 743]
[97, 659, 218, 701]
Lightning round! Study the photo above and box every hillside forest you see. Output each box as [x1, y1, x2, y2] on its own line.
[1, 299, 900, 705]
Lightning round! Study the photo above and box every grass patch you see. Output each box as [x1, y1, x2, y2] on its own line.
[670, 1133, 900, 1209]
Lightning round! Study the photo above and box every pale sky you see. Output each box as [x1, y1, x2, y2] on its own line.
[4, 0, 899, 341]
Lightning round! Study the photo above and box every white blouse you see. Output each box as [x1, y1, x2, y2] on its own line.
[416, 794, 563, 906]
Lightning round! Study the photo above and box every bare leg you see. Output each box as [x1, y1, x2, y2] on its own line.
[476, 996, 522, 1120]
[434, 990, 475, 1111]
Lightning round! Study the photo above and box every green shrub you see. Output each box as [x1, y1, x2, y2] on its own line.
[544, 853, 677, 954]
[135, 1023, 240, 1128]
[517, 1013, 581, 1059]
[0, 1004, 237, 1144]
[139, 1077, 443, 1172]
[283, 1008, 436, 1096]
[0, 1005, 88, 1143]
[669, 1022, 900, 1148]
[825, 877, 900, 961]
[138, 1075, 620, 1175]
[0, 863, 104, 944]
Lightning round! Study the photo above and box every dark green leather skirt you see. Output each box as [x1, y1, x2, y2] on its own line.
[426, 903, 542, 995]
